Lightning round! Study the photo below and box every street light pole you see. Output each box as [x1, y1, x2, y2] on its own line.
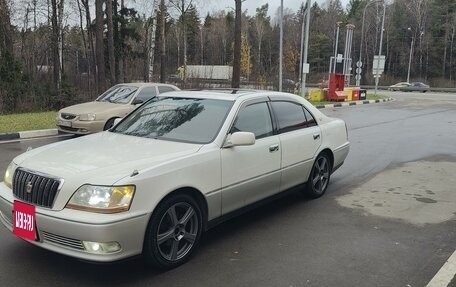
[279, 0, 283, 92]
[374, 0, 386, 96]
[407, 28, 414, 83]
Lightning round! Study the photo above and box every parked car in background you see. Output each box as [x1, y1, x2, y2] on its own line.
[407, 82, 430, 92]
[56, 83, 180, 134]
[2, 89, 349, 268]
[388, 81, 430, 92]
[388, 82, 411, 91]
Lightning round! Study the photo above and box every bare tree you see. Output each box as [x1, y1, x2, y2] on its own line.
[232, 0, 241, 88]
[106, 0, 115, 84]
[95, 0, 105, 92]
[169, 0, 194, 82]
[0, 0, 13, 54]
[50, 0, 64, 90]
[160, 0, 166, 82]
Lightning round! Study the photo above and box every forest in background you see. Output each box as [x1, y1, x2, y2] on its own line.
[0, 0, 455, 113]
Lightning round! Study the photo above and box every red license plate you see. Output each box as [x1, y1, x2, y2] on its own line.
[13, 201, 37, 241]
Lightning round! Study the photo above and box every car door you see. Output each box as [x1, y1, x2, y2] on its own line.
[270, 100, 322, 191]
[221, 100, 281, 214]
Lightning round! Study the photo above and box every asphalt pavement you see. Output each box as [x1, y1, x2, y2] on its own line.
[0, 90, 455, 287]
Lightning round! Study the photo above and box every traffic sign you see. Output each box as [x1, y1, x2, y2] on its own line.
[356, 61, 362, 68]
[355, 75, 361, 81]
[356, 68, 362, 74]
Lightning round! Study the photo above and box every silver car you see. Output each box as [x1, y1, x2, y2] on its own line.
[1, 90, 349, 268]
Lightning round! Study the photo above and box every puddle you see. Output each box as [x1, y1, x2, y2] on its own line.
[336, 161, 456, 225]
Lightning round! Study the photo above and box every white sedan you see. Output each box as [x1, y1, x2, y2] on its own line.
[0, 90, 349, 268]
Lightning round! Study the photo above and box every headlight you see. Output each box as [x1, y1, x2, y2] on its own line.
[67, 185, 135, 213]
[3, 162, 15, 189]
[79, 113, 96, 121]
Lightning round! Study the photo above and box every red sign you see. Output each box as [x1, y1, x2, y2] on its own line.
[13, 201, 36, 241]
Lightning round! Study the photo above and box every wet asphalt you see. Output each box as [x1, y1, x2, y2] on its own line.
[0, 90, 455, 287]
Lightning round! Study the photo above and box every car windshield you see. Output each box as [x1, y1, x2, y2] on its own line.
[112, 96, 233, 144]
[96, 85, 138, 104]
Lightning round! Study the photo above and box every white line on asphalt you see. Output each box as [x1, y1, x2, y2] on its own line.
[426, 250, 456, 287]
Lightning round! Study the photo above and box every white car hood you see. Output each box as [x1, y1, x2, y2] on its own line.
[14, 132, 202, 185]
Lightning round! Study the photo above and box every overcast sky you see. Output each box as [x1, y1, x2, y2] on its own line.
[202, 0, 350, 18]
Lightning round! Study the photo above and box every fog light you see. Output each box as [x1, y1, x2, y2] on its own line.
[83, 241, 121, 254]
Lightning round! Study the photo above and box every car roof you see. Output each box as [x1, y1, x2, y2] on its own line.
[157, 89, 298, 101]
[118, 82, 178, 88]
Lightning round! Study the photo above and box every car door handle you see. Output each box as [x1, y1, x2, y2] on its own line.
[313, 133, 320, 140]
[269, 144, 279, 152]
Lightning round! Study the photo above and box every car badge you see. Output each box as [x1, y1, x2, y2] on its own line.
[25, 182, 33, 193]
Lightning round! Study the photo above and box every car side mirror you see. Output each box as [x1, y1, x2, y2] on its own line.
[224, 132, 255, 148]
[131, 98, 144, 105]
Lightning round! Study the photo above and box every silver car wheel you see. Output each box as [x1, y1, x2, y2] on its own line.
[156, 202, 199, 262]
[305, 153, 331, 198]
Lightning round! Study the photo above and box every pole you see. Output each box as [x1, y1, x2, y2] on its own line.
[333, 22, 341, 73]
[298, 5, 306, 85]
[407, 36, 414, 83]
[374, 1, 385, 96]
[279, 0, 283, 92]
[301, 0, 311, 98]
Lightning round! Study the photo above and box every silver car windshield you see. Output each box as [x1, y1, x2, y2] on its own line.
[112, 97, 234, 144]
[96, 85, 138, 104]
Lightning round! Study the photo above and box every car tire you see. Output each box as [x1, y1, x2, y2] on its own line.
[305, 153, 331, 198]
[103, 118, 117, 131]
[143, 193, 203, 269]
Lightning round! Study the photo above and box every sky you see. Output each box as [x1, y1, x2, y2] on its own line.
[202, 0, 350, 18]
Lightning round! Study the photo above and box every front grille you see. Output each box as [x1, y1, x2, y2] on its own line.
[61, 113, 76, 120]
[41, 231, 85, 251]
[12, 168, 62, 208]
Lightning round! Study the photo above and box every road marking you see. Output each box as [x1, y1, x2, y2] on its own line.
[426, 250, 456, 287]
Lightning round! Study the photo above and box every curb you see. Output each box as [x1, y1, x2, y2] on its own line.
[315, 97, 394, 109]
[0, 129, 59, 142]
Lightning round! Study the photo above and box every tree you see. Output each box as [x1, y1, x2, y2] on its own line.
[169, 0, 195, 83]
[0, 0, 13, 54]
[232, 0, 242, 88]
[106, 0, 116, 84]
[50, 0, 65, 91]
[160, 0, 166, 82]
[95, 0, 106, 92]
[251, 4, 270, 75]
[240, 33, 251, 77]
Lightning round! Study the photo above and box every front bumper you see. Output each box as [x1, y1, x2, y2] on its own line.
[0, 183, 150, 262]
[56, 118, 106, 135]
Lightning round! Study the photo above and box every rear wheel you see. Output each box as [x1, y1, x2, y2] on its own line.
[143, 193, 202, 269]
[305, 153, 331, 198]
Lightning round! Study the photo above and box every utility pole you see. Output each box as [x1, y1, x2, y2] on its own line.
[279, 0, 283, 92]
[374, 1, 385, 96]
[300, 0, 311, 98]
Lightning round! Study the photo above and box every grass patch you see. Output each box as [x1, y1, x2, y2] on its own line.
[0, 111, 57, 133]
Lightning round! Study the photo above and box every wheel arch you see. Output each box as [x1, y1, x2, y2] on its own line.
[319, 148, 334, 172]
[104, 117, 120, 130]
[152, 187, 209, 231]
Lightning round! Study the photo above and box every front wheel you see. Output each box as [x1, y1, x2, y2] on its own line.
[103, 118, 117, 131]
[305, 153, 331, 198]
[143, 193, 202, 269]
